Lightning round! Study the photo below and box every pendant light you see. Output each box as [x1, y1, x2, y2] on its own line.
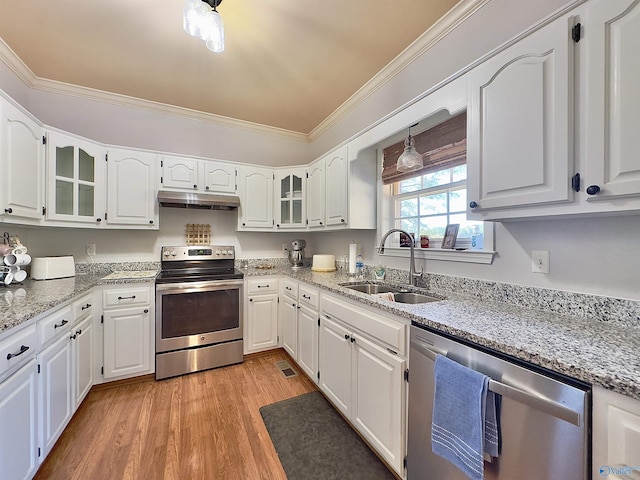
[396, 124, 423, 173]
[183, 0, 225, 53]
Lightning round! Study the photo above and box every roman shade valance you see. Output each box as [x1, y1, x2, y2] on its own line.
[382, 112, 467, 185]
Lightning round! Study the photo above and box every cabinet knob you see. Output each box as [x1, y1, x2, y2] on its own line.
[144, 309, 149, 314]
[96, 218, 102, 223]
[249, 298, 253, 302]
[193, 184, 198, 189]
[319, 221, 323, 225]
[350, 336, 356, 343]
[586, 185, 601, 195]
[205, 186, 210, 190]
[149, 220, 154, 224]
[469, 201, 478, 209]
[276, 224, 280, 228]
[341, 218, 345, 223]
[4, 208, 12, 214]
[242, 222, 246, 227]
[344, 334, 350, 340]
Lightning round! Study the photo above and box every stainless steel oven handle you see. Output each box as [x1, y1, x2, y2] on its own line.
[410, 338, 582, 427]
[156, 279, 243, 293]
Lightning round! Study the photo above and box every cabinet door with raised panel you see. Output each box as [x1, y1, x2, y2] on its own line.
[279, 295, 297, 359]
[72, 315, 94, 407]
[467, 17, 573, 215]
[237, 165, 273, 229]
[0, 359, 38, 480]
[246, 294, 278, 353]
[106, 148, 158, 227]
[203, 160, 236, 194]
[46, 131, 105, 225]
[306, 160, 325, 228]
[0, 98, 45, 222]
[38, 332, 73, 457]
[160, 156, 199, 191]
[583, 0, 640, 202]
[318, 315, 352, 416]
[352, 334, 406, 474]
[103, 306, 152, 379]
[324, 148, 348, 226]
[297, 305, 318, 383]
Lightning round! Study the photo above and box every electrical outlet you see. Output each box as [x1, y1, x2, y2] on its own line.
[531, 250, 549, 274]
[282, 243, 288, 252]
[86, 243, 96, 256]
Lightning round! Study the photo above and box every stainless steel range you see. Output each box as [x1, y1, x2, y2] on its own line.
[155, 245, 244, 380]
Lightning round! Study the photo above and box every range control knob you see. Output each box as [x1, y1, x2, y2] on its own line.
[171, 250, 177, 257]
[215, 250, 221, 255]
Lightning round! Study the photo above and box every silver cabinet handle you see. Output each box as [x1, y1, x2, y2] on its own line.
[411, 339, 582, 427]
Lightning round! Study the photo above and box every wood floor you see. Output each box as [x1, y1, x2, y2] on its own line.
[34, 350, 318, 480]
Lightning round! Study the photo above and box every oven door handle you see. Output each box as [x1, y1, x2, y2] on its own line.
[156, 279, 244, 293]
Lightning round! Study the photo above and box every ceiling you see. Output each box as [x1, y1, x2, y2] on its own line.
[0, 0, 460, 135]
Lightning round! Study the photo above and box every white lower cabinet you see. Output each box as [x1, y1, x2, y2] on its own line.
[280, 295, 297, 358]
[245, 277, 279, 353]
[319, 293, 407, 475]
[101, 285, 154, 380]
[71, 315, 93, 406]
[0, 358, 39, 480]
[592, 385, 640, 479]
[297, 304, 319, 382]
[38, 332, 73, 458]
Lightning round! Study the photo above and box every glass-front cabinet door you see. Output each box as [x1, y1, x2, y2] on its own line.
[275, 168, 306, 229]
[46, 131, 104, 224]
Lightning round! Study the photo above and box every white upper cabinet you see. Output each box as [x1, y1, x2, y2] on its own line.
[583, 0, 640, 202]
[306, 159, 325, 228]
[160, 155, 236, 194]
[0, 97, 45, 223]
[275, 167, 306, 229]
[106, 148, 158, 228]
[46, 130, 105, 225]
[467, 16, 574, 217]
[237, 165, 274, 229]
[325, 148, 349, 226]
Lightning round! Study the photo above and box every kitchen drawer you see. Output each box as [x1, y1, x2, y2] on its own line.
[73, 292, 94, 323]
[321, 294, 406, 354]
[281, 278, 298, 299]
[103, 286, 152, 309]
[298, 284, 319, 310]
[247, 277, 278, 295]
[0, 324, 38, 377]
[38, 305, 73, 347]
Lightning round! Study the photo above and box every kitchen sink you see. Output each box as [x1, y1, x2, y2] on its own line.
[392, 292, 442, 304]
[341, 283, 400, 295]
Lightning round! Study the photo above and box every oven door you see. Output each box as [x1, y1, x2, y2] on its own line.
[155, 279, 243, 353]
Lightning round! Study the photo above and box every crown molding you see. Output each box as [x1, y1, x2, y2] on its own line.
[307, 0, 490, 142]
[0, 39, 308, 143]
[0, 1, 486, 145]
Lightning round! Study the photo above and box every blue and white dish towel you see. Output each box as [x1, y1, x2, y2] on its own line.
[432, 355, 500, 480]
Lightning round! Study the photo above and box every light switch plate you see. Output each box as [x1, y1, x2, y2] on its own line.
[532, 250, 549, 274]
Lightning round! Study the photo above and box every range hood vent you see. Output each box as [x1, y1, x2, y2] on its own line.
[157, 190, 240, 210]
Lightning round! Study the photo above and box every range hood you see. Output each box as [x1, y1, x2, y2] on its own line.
[157, 190, 240, 210]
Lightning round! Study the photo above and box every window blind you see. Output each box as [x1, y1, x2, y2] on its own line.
[382, 112, 467, 185]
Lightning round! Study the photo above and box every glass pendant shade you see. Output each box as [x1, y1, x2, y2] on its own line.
[183, 0, 225, 53]
[396, 135, 423, 172]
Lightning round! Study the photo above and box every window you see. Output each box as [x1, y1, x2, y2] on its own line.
[392, 164, 483, 246]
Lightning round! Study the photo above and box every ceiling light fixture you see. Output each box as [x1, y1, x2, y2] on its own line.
[396, 124, 423, 172]
[183, 0, 225, 53]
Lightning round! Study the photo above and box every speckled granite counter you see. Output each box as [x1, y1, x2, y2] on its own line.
[2, 262, 639, 401]
[243, 265, 640, 400]
[0, 271, 158, 335]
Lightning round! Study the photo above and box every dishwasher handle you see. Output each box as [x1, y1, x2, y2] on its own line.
[410, 339, 582, 427]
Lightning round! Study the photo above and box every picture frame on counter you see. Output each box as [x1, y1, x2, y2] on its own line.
[441, 224, 459, 249]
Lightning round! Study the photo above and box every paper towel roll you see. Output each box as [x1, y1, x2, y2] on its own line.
[349, 243, 357, 274]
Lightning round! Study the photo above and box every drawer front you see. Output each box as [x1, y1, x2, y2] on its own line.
[38, 305, 73, 347]
[321, 294, 406, 354]
[281, 278, 298, 299]
[73, 292, 94, 322]
[247, 277, 278, 295]
[298, 284, 319, 310]
[103, 286, 151, 308]
[0, 324, 38, 377]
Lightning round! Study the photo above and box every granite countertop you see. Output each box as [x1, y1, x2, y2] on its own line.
[2, 264, 639, 401]
[244, 265, 640, 400]
[0, 271, 158, 335]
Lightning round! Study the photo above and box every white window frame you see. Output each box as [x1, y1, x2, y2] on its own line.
[377, 151, 495, 265]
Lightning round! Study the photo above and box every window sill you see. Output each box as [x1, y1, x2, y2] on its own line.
[380, 247, 495, 264]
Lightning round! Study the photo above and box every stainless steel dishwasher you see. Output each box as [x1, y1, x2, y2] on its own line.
[408, 324, 591, 480]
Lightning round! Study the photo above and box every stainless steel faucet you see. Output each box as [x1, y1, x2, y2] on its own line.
[378, 228, 423, 286]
